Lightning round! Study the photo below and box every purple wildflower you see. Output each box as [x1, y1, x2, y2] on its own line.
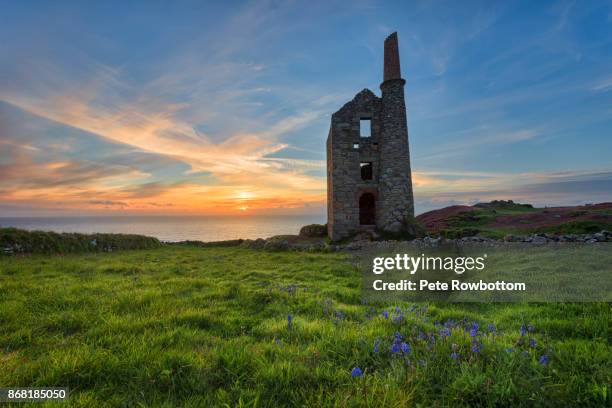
[539, 355, 549, 366]
[439, 328, 451, 338]
[381, 310, 389, 319]
[400, 342, 410, 354]
[471, 340, 482, 353]
[469, 322, 478, 338]
[351, 367, 363, 377]
[390, 343, 400, 354]
[527, 324, 534, 333]
[520, 324, 527, 337]
[505, 348, 514, 353]
[394, 332, 403, 342]
[529, 338, 537, 348]
[450, 352, 459, 360]
[487, 324, 496, 334]
[373, 341, 379, 353]
[287, 314, 293, 329]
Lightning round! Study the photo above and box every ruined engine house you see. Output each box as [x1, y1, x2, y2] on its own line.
[326, 32, 414, 240]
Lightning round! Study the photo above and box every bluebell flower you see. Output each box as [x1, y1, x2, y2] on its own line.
[471, 340, 482, 353]
[287, 314, 293, 329]
[395, 306, 401, 314]
[450, 352, 459, 359]
[394, 332, 403, 342]
[527, 324, 534, 333]
[390, 343, 400, 354]
[275, 338, 282, 346]
[351, 367, 363, 377]
[520, 324, 527, 337]
[400, 342, 410, 354]
[487, 324, 496, 334]
[418, 331, 427, 341]
[392, 315, 403, 323]
[434, 320, 440, 326]
[505, 348, 514, 353]
[381, 310, 389, 319]
[471, 322, 479, 331]
[539, 355, 549, 366]
[529, 338, 537, 348]
[469, 328, 477, 338]
[373, 340, 379, 353]
[439, 328, 451, 337]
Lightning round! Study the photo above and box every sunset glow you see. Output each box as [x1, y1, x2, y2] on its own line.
[1, 2, 611, 217]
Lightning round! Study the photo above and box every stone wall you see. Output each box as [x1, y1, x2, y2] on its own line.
[327, 89, 382, 240]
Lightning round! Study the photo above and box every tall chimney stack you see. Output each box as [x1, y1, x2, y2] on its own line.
[383, 32, 401, 82]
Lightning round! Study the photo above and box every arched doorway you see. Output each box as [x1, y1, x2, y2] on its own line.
[359, 193, 376, 225]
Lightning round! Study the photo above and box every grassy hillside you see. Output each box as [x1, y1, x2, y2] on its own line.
[0, 246, 609, 406]
[417, 201, 612, 238]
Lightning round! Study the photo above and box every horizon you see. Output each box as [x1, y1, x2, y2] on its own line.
[1, 1, 612, 217]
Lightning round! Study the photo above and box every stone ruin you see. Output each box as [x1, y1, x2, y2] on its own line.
[326, 32, 414, 240]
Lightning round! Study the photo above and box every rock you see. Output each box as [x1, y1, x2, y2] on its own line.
[240, 238, 266, 250]
[353, 232, 374, 241]
[593, 232, 606, 242]
[345, 241, 363, 251]
[299, 224, 327, 238]
[532, 236, 548, 244]
[387, 221, 402, 233]
[263, 239, 290, 251]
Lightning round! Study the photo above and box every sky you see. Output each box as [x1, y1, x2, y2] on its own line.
[1, 0, 611, 217]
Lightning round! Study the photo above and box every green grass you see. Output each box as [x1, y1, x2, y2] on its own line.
[536, 220, 612, 235]
[0, 246, 610, 407]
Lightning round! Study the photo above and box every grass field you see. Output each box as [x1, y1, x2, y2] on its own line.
[0, 246, 610, 407]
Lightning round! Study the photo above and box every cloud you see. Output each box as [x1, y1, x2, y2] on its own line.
[88, 200, 128, 207]
[591, 76, 612, 92]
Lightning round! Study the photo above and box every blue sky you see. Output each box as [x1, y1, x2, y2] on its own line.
[1, 0, 611, 217]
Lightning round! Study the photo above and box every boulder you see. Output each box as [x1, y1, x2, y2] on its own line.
[263, 239, 290, 251]
[299, 224, 327, 238]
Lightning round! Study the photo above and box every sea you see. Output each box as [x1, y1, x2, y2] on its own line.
[0, 215, 326, 242]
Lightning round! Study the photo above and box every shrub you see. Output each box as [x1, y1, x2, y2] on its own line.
[0, 228, 161, 255]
